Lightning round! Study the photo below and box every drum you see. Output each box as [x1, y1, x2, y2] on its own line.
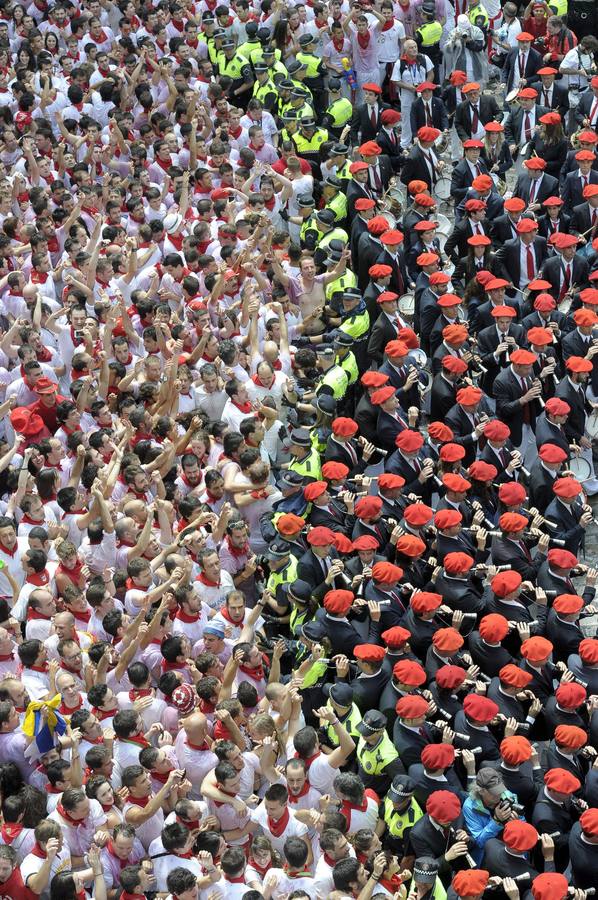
[586, 411, 598, 439]
[387, 184, 407, 216]
[398, 293, 415, 318]
[568, 454, 592, 481]
[433, 176, 451, 202]
[436, 213, 452, 236]
[378, 208, 397, 229]
[505, 88, 520, 104]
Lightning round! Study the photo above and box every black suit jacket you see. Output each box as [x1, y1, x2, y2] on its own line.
[450, 158, 490, 205]
[356, 231, 385, 291]
[376, 248, 409, 297]
[574, 86, 598, 129]
[504, 104, 549, 148]
[544, 496, 585, 555]
[430, 372, 459, 422]
[562, 327, 598, 395]
[503, 46, 542, 92]
[367, 311, 399, 366]
[346, 178, 376, 223]
[349, 100, 390, 145]
[570, 201, 598, 243]
[513, 172, 559, 207]
[537, 211, 572, 241]
[493, 365, 541, 447]
[535, 412, 570, 457]
[400, 145, 437, 192]
[540, 254, 590, 301]
[375, 126, 403, 171]
[489, 213, 520, 247]
[528, 458, 559, 515]
[297, 548, 340, 591]
[454, 95, 501, 141]
[554, 374, 587, 442]
[367, 155, 393, 196]
[561, 169, 598, 215]
[410, 96, 449, 134]
[527, 80, 570, 120]
[476, 323, 526, 395]
[494, 236, 548, 293]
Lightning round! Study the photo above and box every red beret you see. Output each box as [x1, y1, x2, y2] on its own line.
[395, 430, 424, 452]
[443, 474, 471, 493]
[414, 219, 439, 233]
[499, 512, 528, 533]
[467, 235, 491, 248]
[444, 552, 474, 575]
[371, 561, 403, 584]
[491, 305, 517, 318]
[515, 218, 539, 234]
[503, 820, 539, 852]
[434, 509, 463, 530]
[333, 533, 354, 554]
[393, 659, 427, 686]
[462, 82, 480, 94]
[534, 292, 557, 311]
[566, 355, 593, 373]
[553, 593, 583, 615]
[381, 625, 411, 649]
[426, 790, 461, 822]
[371, 385, 396, 406]
[579, 638, 598, 664]
[539, 111, 561, 126]
[304, 481, 328, 502]
[404, 503, 434, 526]
[350, 161, 369, 175]
[362, 82, 381, 94]
[574, 308, 598, 327]
[443, 324, 469, 345]
[463, 139, 483, 149]
[544, 767, 581, 794]
[521, 635, 553, 662]
[352, 535, 380, 551]
[510, 348, 538, 364]
[492, 570, 522, 598]
[465, 198, 487, 212]
[416, 81, 436, 93]
[385, 339, 409, 357]
[580, 808, 598, 836]
[440, 443, 466, 463]
[498, 481, 527, 507]
[547, 548, 578, 569]
[472, 175, 493, 192]
[323, 589, 354, 615]
[332, 417, 359, 437]
[376, 290, 398, 303]
[524, 157, 546, 171]
[468, 461, 497, 483]
[422, 743, 456, 770]
[552, 233, 579, 251]
[504, 197, 526, 213]
[411, 591, 443, 614]
[276, 513, 306, 536]
[428, 422, 455, 442]
[429, 271, 451, 285]
[500, 735, 533, 766]
[380, 229, 404, 246]
[433, 627, 464, 653]
[396, 534, 426, 558]
[354, 495, 383, 519]
[499, 664, 533, 689]
[463, 694, 499, 724]
[538, 443, 568, 463]
[322, 461, 350, 481]
[483, 419, 511, 441]
[479, 613, 510, 642]
[532, 874, 569, 900]
[435, 665, 467, 690]
[396, 693, 430, 718]
[553, 477, 583, 499]
[306, 525, 335, 545]
[398, 327, 419, 349]
[354, 643, 386, 664]
[381, 109, 401, 125]
[544, 398, 570, 417]
[359, 140, 382, 157]
[555, 681, 586, 709]
[417, 251, 440, 266]
[361, 370, 389, 388]
[452, 870, 490, 898]
[518, 87, 538, 99]
[555, 725, 587, 750]
[355, 198, 377, 211]
[418, 126, 441, 143]
[378, 473, 405, 491]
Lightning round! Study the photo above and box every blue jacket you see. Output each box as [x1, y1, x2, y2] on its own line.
[462, 797, 504, 863]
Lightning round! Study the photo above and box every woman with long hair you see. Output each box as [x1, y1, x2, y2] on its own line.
[480, 121, 512, 180]
[50, 846, 106, 900]
[527, 111, 568, 178]
[454, 235, 498, 286]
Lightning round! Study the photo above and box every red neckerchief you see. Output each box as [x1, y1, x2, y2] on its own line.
[107, 839, 129, 869]
[268, 806, 290, 837]
[120, 732, 149, 748]
[225, 535, 250, 558]
[129, 793, 152, 807]
[56, 802, 82, 826]
[129, 688, 152, 701]
[26, 606, 51, 622]
[380, 873, 403, 893]
[357, 30, 371, 48]
[224, 874, 246, 883]
[213, 720, 232, 741]
[249, 856, 271, 877]
[25, 569, 49, 586]
[1, 822, 23, 843]
[197, 572, 219, 588]
[171, 17, 185, 30]
[57, 559, 84, 586]
[175, 607, 200, 623]
[161, 659, 185, 673]
[185, 739, 210, 751]
[121, 893, 145, 900]
[46, 783, 62, 794]
[0, 650, 14, 662]
[213, 786, 238, 808]
[21, 515, 45, 527]
[288, 780, 311, 804]
[199, 698, 216, 715]
[60, 659, 82, 675]
[238, 661, 264, 682]
[167, 232, 184, 250]
[59, 694, 84, 715]
[219, 606, 241, 626]
[91, 706, 115, 722]
[31, 842, 47, 859]
[381, 18, 395, 30]
[294, 750, 320, 766]
[231, 399, 252, 413]
[30, 269, 49, 284]
[47, 236, 59, 253]
[283, 865, 311, 878]
[154, 155, 172, 171]
[0, 540, 16, 557]
[72, 607, 91, 625]
[340, 797, 368, 830]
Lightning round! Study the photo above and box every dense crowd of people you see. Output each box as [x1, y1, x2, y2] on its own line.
[1, 0, 598, 899]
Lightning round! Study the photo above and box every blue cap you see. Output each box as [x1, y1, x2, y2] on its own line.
[203, 623, 225, 638]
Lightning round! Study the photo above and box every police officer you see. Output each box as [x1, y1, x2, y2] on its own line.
[262, 45, 287, 83]
[288, 426, 323, 481]
[322, 78, 354, 140]
[322, 175, 348, 225]
[382, 774, 424, 857]
[416, 2, 443, 84]
[337, 286, 371, 374]
[289, 86, 316, 121]
[356, 709, 405, 795]
[297, 33, 327, 119]
[252, 61, 278, 113]
[265, 540, 299, 605]
[288, 580, 314, 640]
[468, 0, 490, 32]
[408, 858, 447, 900]
[329, 143, 353, 184]
[287, 59, 314, 102]
[325, 242, 356, 304]
[335, 332, 360, 400]
[313, 209, 348, 269]
[295, 194, 318, 250]
[217, 38, 254, 106]
[322, 682, 362, 748]
[293, 117, 329, 170]
[238, 21, 262, 63]
[315, 343, 349, 403]
[279, 108, 301, 143]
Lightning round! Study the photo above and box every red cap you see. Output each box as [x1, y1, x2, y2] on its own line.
[376, 290, 399, 304]
[547, 548, 577, 569]
[381, 109, 402, 125]
[395, 430, 424, 452]
[426, 790, 462, 822]
[10, 408, 46, 437]
[504, 197, 526, 213]
[555, 724, 587, 750]
[485, 121, 504, 133]
[416, 81, 436, 93]
[518, 87, 538, 99]
[499, 664, 533, 689]
[471, 175, 493, 192]
[349, 161, 369, 174]
[517, 32, 534, 40]
[367, 215, 390, 234]
[306, 525, 335, 546]
[417, 251, 440, 265]
[428, 422, 454, 442]
[381, 625, 411, 649]
[443, 324, 469, 344]
[515, 218, 539, 234]
[422, 743, 455, 770]
[553, 477, 582, 499]
[276, 513, 305, 536]
[510, 348, 538, 365]
[553, 593, 583, 615]
[583, 184, 598, 199]
[418, 126, 441, 143]
[361, 370, 389, 388]
[555, 681, 586, 709]
[580, 808, 598, 836]
[414, 192, 437, 207]
[378, 473, 405, 491]
[452, 871, 490, 898]
[465, 198, 487, 212]
[414, 219, 439, 233]
[491, 570, 522, 598]
[396, 534, 426, 558]
[484, 419, 511, 441]
[395, 693, 429, 718]
[359, 140, 382, 157]
[322, 461, 350, 481]
[524, 157, 546, 171]
[354, 643, 386, 664]
[579, 638, 598, 664]
[463, 139, 483, 149]
[371, 386, 396, 406]
[532, 874, 569, 900]
[442, 355, 468, 374]
[333, 533, 354, 554]
[354, 495, 383, 519]
[479, 613, 509, 642]
[352, 535, 380, 551]
[574, 308, 598, 327]
[404, 503, 434, 526]
[498, 512, 528, 533]
[362, 82, 381, 94]
[463, 694, 499, 724]
[435, 665, 467, 690]
[429, 271, 451, 285]
[434, 509, 463, 530]
[355, 198, 377, 211]
[380, 229, 404, 246]
[538, 443, 568, 463]
[527, 327, 553, 346]
[33, 376, 58, 395]
[393, 659, 427, 686]
[503, 821, 539, 852]
[544, 767, 581, 794]
[552, 232, 579, 250]
[432, 627, 464, 653]
[323, 589, 354, 615]
[450, 70, 467, 85]
[304, 481, 328, 502]
[542, 196, 563, 207]
[371, 560, 403, 584]
[331, 417, 358, 437]
[411, 591, 443, 613]
[442, 473, 471, 493]
[439, 442, 466, 463]
[498, 481, 527, 506]
[456, 386, 483, 405]
[500, 735, 533, 766]
[443, 552, 474, 575]
[539, 111, 561, 126]
[521, 635, 553, 662]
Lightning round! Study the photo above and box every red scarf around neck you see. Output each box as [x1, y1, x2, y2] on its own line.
[56, 802, 82, 826]
[1, 822, 23, 843]
[267, 806, 290, 837]
[288, 780, 311, 804]
[238, 662, 264, 681]
[357, 30, 371, 48]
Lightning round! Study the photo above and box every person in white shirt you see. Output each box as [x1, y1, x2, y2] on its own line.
[19, 820, 70, 900]
[221, 378, 256, 431]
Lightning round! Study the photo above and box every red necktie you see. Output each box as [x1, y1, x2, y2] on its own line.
[520, 54, 525, 75]
[370, 106, 377, 129]
[583, 175, 588, 189]
[475, 223, 482, 235]
[471, 105, 479, 134]
[528, 180, 537, 204]
[475, 163, 481, 176]
[519, 540, 532, 563]
[559, 262, 571, 301]
[543, 89, 550, 107]
[524, 113, 532, 141]
[426, 103, 433, 127]
[372, 165, 382, 191]
[592, 209, 597, 228]
[591, 99, 598, 124]
[526, 245, 535, 280]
